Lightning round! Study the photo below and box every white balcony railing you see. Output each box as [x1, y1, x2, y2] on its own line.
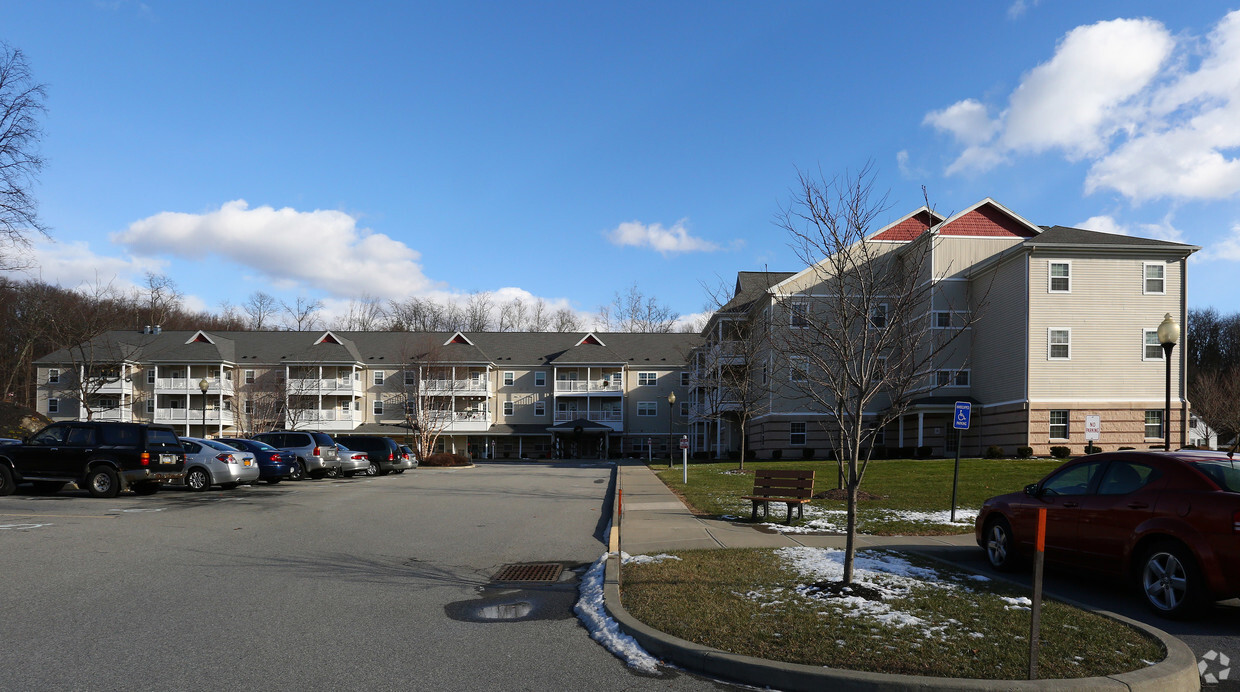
[553, 410, 623, 423]
[420, 379, 490, 395]
[155, 377, 235, 395]
[285, 378, 358, 395]
[154, 408, 236, 425]
[554, 381, 623, 393]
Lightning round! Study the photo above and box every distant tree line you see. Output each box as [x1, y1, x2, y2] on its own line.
[1186, 307, 1240, 443]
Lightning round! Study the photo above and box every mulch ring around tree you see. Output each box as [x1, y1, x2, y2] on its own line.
[812, 489, 888, 501]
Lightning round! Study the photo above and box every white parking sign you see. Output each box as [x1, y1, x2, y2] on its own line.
[1085, 415, 1101, 441]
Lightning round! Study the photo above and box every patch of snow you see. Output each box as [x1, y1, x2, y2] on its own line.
[621, 552, 682, 565]
[1000, 596, 1032, 611]
[574, 553, 661, 674]
[751, 506, 978, 534]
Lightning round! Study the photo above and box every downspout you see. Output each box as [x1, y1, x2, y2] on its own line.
[1180, 256, 1189, 449]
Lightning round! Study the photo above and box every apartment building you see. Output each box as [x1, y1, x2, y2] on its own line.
[34, 330, 699, 458]
[689, 199, 1199, 458]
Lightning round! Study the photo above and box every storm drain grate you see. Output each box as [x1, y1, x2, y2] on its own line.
[491, 562, 563, 583]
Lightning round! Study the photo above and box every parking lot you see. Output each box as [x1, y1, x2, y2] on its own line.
[0, 463, 726, 692]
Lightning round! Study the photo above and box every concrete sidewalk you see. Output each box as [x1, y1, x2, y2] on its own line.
[602, 460, 1201, 692]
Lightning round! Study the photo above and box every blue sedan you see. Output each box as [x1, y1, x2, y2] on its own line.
[218, 438, 296, 484]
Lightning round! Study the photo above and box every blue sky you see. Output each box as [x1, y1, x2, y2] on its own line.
[5, 1, 1240, 327]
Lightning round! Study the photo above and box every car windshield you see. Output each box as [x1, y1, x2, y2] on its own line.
[201, 439, 240, 451]
[1188, 461, 1240, 493]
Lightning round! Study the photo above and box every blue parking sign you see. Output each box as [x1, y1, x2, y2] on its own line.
[954, 402, 971, 430]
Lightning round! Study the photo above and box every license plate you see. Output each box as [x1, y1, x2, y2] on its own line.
[244, 459, 252, 466]
[159, 454, 177, 464]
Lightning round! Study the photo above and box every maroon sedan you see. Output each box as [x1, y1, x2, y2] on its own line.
[976, 450, 1240, 618]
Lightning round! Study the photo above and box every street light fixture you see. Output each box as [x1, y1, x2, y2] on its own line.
[198, 377, 210, 438]
[1157, 313, 1180, 452]
[667, 391, 676, 468]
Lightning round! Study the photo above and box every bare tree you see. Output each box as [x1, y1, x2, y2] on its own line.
[498, 297, 528, 332]
[335, 294, 386, 331]
[552, 307, 581, 332]
[394, 336, 463, 461]
[464, 291, 494, 331]
[46, 280, 140, 421]
[773, 166, 983, 585]
[599, 283, 679, 333]
[1192, 370, 1239, 444]
[244, 291, 279, 330]
[135, 272, 183, 329]
[386, 296, 446, 332]
[231, 368, 287, 434]
[528, 298, 551, 332]
[0, 44, 49, 267]
[281, 296, 323, 331]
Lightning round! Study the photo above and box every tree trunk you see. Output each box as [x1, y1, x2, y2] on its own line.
[842, 472, 859, 585]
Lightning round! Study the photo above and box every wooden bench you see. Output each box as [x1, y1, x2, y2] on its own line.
[741, 469, 815, 524]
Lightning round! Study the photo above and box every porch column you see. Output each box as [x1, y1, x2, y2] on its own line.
[898, 416, 904, 448]
[917, 412, 924, 447]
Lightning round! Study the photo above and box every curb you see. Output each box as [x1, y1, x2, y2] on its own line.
[602, 466, 1201, 692]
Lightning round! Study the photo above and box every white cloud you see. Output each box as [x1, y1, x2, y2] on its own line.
[1196, 221, 1240, 261]
[605, 219, 719, 255]
[1078, 215, 1130, 236]
[925, 12, 1240, 202]
[5, 237, 165, 292]
[1076, 213, 1186, 243]
[112, 200, 442, 299]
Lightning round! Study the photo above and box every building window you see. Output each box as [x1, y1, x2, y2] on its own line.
[1049, 410, 1069, 440]
[534, 371, 545, 387]
[638, 372, 657, 386]
[503, 372, 514, 386]
[373, 370, 384, 386]
[1144, 263, 1165, 295]
[148, 369, 157, 384]
[48, 398, 59, 414]
[1143, 329, 1164, 361]
[790, 422, 806, 445]
[790, 299, 809, 328]
[681, 372, 690, 386]
[869, 303, 888, 329]
[503, 401, 514, 416]
[48, 369, 59, 384]
[373, 400, 383, 416]
[933, 311, 952, 329]
[405, 370, 416, 385]
[936, 369, 970, 387]
[1048, 329, 1071, 360]
[146, 400, 156, 414]
[637, 401, 657, 416]
[790, 357, 808, 382]
[243, 400, 253, 415]
[244, 369, 255, 384]
[534, 401, 545, 416]
[680, 402, 690, 417]
[1049, 262, 1071, 292]
[1145, 410, 1163, 439]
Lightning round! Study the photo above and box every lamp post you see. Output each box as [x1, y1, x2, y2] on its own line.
[667, 391, 676, 468]
[1157, 313, 1180, 452]
[198, 377, 210, 438]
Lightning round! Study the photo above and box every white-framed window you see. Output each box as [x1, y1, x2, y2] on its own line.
[146, 400, 156, 414]
[637, 401, 657, 416]
[1049, 261, 1071, 293]
[373, 399, 384, 416]
[790, 299, 809, 328]
[1143, 262, 1166, 295]
[1049, 410, 1068, 439]
[1143, 329, 1164, 361]
[638, 372, 657, 386]
[681, 372, 690, 386]
[1048, 328, 1071, 360]
[503, 401, 514, 416]
[1144, 410, 1163, 439]
[869, 303, 888, 329]
[936, 369, 970, 387]
[47, 368, 59, 384]
[244, 369, 255, 384]
[932, 311, 952, 329]
[872, 427, 885, 446]
[680, 402, 690, 417]
[373, 370, 384, 386]
[534, 371, 546, 387]
[405, 370, 416, 385]
[534, 401, 545, 416]
[148, 369, 157, 384]
[403, 401, 416, 415]
[243, 400, 253, 415]
[353, 400, 360, 411]
[790, 421, 806, 445]
[48, 398, 59, 414]
[342, 401, 352, 415]
[790, 356, 808, 382]
[503, 372, 514, 386]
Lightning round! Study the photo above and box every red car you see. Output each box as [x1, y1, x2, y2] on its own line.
[976, 450, 1240, 618]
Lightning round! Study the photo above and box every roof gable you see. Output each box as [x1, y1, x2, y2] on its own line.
[870, 207, 945, 242]
[938, 199, 1040, 238]
[575, 333, 606, 347]
[444, 331, 474, 346]
[185, 330, 216, 345]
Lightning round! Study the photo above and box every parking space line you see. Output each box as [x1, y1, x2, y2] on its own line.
[0, 512, 117, 519]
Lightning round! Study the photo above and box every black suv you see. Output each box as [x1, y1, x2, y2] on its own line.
[251, 430, 341, 479]
[333, 435, 404, 476]
[0, 422, 185, 498]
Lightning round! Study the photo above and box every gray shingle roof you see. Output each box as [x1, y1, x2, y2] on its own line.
[720, 271, 795, 313]
[1030, 226, 1199, 251]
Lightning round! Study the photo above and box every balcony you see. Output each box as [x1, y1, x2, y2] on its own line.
[553, 409, 623, 431]
[84, 408, 132, 423]
[554, 381, 623, 394]
[154, 408, 236, 426]
[155, 377, 235, 396]
[92, 378, 133, 395]
[420, 379, 490, 396]
[424, 410, 490, 432]
[285, 409, 361, 432]
[285, 378, 359, 396]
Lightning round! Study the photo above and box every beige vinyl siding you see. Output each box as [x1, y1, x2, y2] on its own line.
[969, 255, 1028, 403]
[934, 236, 1025, 280]
[1028, 252, 1181, 400]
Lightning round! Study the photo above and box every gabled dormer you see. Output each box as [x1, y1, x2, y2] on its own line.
[314, 331, 344, 345]
[575, 333, 606, 347]
[444, 331, 475, 346]
[185, 330, 216, 345]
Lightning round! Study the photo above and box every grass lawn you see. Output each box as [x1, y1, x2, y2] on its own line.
[620, 547, 1163, 680]
[651, 458, 1064, 535]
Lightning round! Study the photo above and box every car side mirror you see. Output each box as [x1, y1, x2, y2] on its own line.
[1024, 483, 1040, 497]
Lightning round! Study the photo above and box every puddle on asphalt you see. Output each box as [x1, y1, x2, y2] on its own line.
[444, 564, 586, 623]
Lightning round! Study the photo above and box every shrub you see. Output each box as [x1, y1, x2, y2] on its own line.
[1016, 446, 1033, 459]
[421, 452, 471, 467]
[771, 449, 783, 460]
[1118, 446, 1135, 451]
[984, 445, 1005, 459]
[692, 450, 710, 461]
[801, 447, 815, 460]
[1049, 446, 1071, 459]
[916, 446, 932, 458]
[896, 446, 916, 459]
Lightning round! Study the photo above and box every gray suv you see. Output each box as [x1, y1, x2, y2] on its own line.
[251, 431, 340, 480]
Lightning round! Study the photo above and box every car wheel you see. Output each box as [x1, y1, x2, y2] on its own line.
[132, 482, 160, 496]
[1140, 541, 1204, 619]
[267, 478, 282, 485]
[185, 468, 210, 492]
[365, 462, 378, 477]
[30, 480, 66, 495]
[983, 516, 1017, 572]
[85, 467, 121, 498]
[290, 461, 306, 481]
[220, 482, 238, 490]
[0, 465, 14, 496]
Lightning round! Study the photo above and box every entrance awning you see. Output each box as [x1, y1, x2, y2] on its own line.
[547, 418, 613, 434]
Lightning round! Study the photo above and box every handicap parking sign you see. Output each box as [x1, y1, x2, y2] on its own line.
[953, 402, 971, 430]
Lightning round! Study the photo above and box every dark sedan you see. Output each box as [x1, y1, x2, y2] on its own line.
[976, 449, 1240, 618]
[218, 438, 296, 484]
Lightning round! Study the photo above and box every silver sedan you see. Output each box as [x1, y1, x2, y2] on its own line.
[179, 437, 261, 491]
[335, 443, 370, 477]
